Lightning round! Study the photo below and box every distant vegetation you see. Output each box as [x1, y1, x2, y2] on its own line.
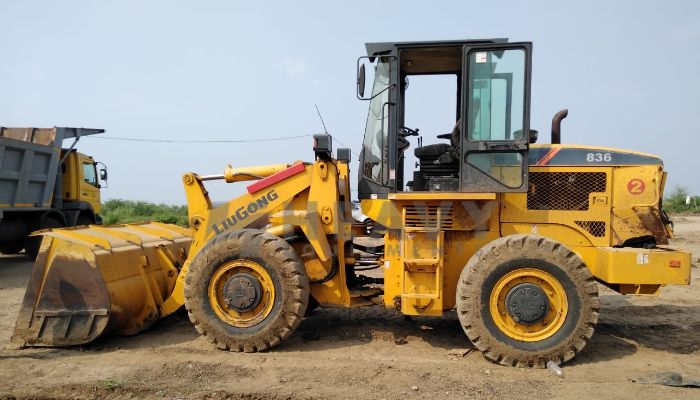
[101, 199, 189, 226]
[100, 186, 697, 226]
[664, 186, 700, 213]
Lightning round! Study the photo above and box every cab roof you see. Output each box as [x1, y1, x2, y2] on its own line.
[365, 38, 509, 57]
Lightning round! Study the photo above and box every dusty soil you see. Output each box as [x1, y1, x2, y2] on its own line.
[1, 217, 699, 400]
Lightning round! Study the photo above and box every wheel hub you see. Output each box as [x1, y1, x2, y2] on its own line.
[505, 282, 549, 324]
[223, 273, 263, 312]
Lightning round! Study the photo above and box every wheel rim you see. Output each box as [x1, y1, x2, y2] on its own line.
[489, 268, 568, 342]
[208, 259, 275, 328]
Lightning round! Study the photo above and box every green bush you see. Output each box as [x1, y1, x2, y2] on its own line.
[101, 199, 189, 226]
[664, 186, 700, 213]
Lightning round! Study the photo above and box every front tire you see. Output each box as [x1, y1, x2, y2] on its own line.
[456, 234, 599, 368]
[0, 241, 25, 255]
[184, 229, 309, 352]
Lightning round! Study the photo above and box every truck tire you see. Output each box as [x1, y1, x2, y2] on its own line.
[184, 229, 309, 352]
[24, 216, 64, 260]
[456, 234, 599, 368]
[0, 241, 25, 255]
[76, 215, 94, 226]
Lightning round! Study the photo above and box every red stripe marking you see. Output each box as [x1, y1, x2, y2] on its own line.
[246, 163, 306, 194]
[535, 147, 561, 166]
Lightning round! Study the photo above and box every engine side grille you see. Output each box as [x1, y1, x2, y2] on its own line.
[527, 172, 606, 211]
[404, 205, 454, 229]
[575, 220, 606, 237]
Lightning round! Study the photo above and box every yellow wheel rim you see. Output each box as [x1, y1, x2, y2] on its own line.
[489, 268, 568, 342]
[208, 259, 275, 328]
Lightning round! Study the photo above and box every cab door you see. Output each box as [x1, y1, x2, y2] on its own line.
[78, 153, 101, 214]
[460, 43, 532, 192]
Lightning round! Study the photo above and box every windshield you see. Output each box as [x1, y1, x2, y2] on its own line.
[361, 59, 391, 183]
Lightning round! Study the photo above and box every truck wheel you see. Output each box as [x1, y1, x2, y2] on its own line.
[0, 241, 25, 255]
[76, 215, 94, 226]
[24, 216, 64, 260]
[456, 234, 599, 368]
[184, 229, 309, 352]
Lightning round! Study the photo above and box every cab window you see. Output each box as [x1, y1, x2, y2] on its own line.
[83, 162, 98, 186]
[362, 59, 391, 184]
[468, 49, 526, 141]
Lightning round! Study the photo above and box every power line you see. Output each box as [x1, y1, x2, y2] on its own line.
[326, 132, 360, 159]
[92, 134, 312, 144]
[328, 133, 355, 154]
[93, 132, 360, 159]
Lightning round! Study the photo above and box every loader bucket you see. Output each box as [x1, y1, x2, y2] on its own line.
[11, 222, 193, 347]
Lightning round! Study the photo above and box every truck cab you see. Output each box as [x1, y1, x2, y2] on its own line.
[61, 150, 103, 220]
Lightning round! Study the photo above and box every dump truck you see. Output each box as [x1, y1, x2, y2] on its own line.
[0, 127, 107, 258]
[12, 39, 691, 368]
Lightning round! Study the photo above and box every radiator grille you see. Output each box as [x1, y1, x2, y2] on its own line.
[404, 205, 454, 229]
[527, 172, 606, 211]
[575, 220, 606, 237]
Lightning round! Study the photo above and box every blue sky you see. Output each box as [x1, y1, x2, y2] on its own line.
[1, 1, 698, 203]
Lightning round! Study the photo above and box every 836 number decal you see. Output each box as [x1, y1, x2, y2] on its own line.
[586, 152, 612, 162]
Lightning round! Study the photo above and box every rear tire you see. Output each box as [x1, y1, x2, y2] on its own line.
[24, 216, 64, 260]
[456, 234, 599, 368]
[76, 215, 94, 226]
[184, 229, 309, 352]
[0, 241, 25, 255]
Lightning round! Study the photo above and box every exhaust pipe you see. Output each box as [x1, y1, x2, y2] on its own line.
[551, 109, 568, 144]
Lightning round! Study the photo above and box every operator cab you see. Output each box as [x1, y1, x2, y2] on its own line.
[357, 39, 532, 199]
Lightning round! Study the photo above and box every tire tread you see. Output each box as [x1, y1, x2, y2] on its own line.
[184, 229, 309, 353]
[456, 234, 599, 368]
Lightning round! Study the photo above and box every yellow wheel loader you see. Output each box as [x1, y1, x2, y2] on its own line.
[12, 39, 691, 368]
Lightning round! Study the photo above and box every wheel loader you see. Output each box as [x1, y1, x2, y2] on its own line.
[12, 39, 691, 368]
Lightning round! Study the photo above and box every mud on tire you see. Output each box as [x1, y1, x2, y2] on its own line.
[456, 234, 599, 368]
[184, 229, 309, 352]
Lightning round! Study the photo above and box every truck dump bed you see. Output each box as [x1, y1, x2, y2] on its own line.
[0, 127, 104, 211]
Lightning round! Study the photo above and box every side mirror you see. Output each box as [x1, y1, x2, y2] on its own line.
[100, 168, 108, 181]
[357, 63, 366, 98]
[356, 57, 380, 100]
[528, 129, 539, 144]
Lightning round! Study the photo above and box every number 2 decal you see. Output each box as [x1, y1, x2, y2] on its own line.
[627, 179, 645, 195]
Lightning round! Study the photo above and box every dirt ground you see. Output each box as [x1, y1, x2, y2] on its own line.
[1, 218, 699, 400]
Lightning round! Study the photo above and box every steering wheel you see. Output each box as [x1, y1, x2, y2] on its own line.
[398, 126, 420, 137]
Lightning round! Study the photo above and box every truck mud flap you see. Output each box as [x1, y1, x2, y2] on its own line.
[11, 222, 192, 347]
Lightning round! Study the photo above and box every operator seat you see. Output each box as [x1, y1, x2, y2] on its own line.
[414, 142, 452, 159]
[414, 119, 460, 164]
[411, 120, 461, 191]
